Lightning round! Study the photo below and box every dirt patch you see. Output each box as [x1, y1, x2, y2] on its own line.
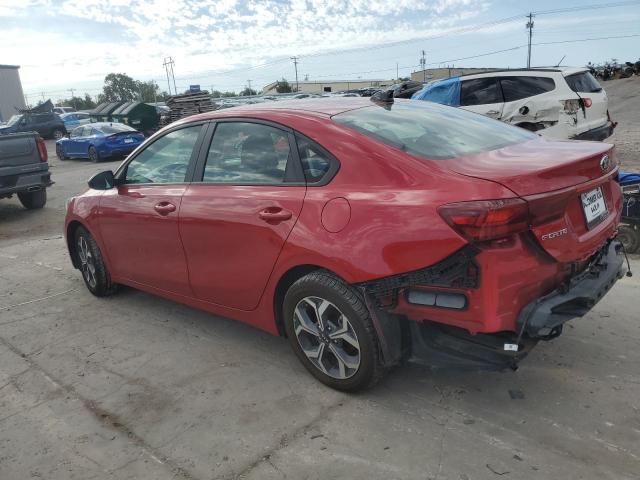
[603, 76, 640, 171]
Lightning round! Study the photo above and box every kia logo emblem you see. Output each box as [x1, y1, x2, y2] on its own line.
[600, 155, 610, 172]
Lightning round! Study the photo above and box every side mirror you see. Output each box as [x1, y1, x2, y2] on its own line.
[88, 170, 116, 190]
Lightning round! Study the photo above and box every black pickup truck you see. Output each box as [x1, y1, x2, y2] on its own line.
[0, 132, 52, 209]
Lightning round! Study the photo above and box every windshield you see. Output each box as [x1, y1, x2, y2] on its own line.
[100, 124, 136, 134]
[333, 101, 536, 160]
[564, 71, 602, 93]
[6, 114, 23, 127]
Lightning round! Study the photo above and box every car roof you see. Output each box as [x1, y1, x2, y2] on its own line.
[459, 67, 588, 79]
[191, 97, 373, 121]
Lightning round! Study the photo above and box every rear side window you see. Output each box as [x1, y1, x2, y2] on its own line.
[564, 72, 602, 93]
[460, 78, 502, 106]
[101, 124, 135, 134]
[500, 76, 555, 102]
[333, 101, 536, 160]
[202, 122, 293, 184]
[295, 135, 334, 183]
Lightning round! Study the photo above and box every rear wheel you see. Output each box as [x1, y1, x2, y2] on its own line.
[283, 271, 384, 391]
[17, 189, 46, 209]
[74, 226, 118, 296]
[52, 129, 65, 140]
[88, 146, 99, 163]
[618, 224, 640, 254]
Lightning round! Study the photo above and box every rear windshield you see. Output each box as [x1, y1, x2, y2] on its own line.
[100, 124, 136, 134]
[332, 101, 536, 160]
[564, 72, 602, 93]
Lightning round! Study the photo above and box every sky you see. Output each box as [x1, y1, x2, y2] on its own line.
[1, 0, 639, 103]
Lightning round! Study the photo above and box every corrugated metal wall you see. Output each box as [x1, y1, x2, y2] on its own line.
[0, 67, 26, 122]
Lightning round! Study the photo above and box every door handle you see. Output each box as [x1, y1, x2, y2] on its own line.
[258, 207, 292, 222]
[487, 110, 500, 115]
[154, 202, 176, 215]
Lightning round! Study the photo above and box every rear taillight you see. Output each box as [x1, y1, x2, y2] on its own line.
[438, 199, 529, 242]
[106, 134, 117, 141]
[36, 136, 48, 162]
[581, 98, 592, 108]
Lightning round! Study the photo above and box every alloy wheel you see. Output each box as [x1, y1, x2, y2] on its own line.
[53, 130, 64, 140]
[293, 296, 361, 379]
[77, 236, 97, 288]
[88, 147, 98, 162]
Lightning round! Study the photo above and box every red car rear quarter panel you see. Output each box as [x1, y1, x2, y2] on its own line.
[265, 114, 518, 283]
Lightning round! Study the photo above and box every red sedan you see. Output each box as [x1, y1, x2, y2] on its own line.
[65, 97, 626, 391]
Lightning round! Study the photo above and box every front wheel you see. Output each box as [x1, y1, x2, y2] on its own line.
[88, 146, 100, 163]
[74, 226, 118, 296]
[283, 271, 384, 392]
[17, 189, 46, 209]
[56, 144, 67, 160]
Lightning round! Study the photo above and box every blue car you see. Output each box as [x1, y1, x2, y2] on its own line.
[59, 112, 91, 129]
[56, 123, 145, 162]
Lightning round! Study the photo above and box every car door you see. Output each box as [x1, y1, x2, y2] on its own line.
[179, 120, 306, 310]
[98, 123, 207, 295]
[66, 126, 85, 156]
[459, 77, 504, 119]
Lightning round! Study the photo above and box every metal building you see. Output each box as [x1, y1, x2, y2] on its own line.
[0, 64, 26, 123]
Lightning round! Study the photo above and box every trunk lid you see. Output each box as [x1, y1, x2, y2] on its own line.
[444, 138, 621, 262]
[105, 131, 144, 146]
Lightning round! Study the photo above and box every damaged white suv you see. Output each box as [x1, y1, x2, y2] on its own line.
[414, 68, 615, 141]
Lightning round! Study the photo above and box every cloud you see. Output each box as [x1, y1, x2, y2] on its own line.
[2, 0, 488, 91]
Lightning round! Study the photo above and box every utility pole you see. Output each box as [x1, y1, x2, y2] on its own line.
[291, 56, 299, 92]
[396, 62, 399, 80]
[246, 79, 252, 94]
[163, 57, 177, 95]
[68, 88, 76, 109]
[420, 50, 426, 81]
[526, 13, 534, 69]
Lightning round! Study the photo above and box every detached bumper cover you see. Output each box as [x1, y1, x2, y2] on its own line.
[517, 240, 625, 338]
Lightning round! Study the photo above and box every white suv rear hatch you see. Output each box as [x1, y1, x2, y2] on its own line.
[563, 69, 609, 136]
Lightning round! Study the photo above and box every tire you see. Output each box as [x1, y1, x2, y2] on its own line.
[52, 129, 65, 140]
[88, 146, 100, 163]
[74, 226, 118, 297]
[283, 271, 384, 392]
[17, 189, 46, 209]
[618, 224, 640, 254]
[56, 144, 68, 160]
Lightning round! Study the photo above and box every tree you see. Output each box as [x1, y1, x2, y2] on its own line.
[211, 90, 222, 98]
[102, 73, 139, 101]
[57, 94, 96, 110]
[221, 91, 237, 97]
[240, 87, 257, 96]
[275, 78, 292, 93]
[137, 80, 160, 103]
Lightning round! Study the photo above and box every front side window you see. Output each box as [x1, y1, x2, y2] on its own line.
[460, 78, 502, 106]
[333, 101, 536, 160]
[500, 76, 555, 102]
[124, 125, 201, 184]
[201, 122, 292, 184]
[70, 126, 84, 138]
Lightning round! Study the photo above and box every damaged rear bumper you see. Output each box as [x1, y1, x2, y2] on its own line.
[516, 240, 625, 339]
[571, 121, 615, 141]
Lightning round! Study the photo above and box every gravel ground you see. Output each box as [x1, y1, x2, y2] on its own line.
[603, 76, 640, 171]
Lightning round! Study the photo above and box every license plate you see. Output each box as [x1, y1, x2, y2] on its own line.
[581, 186, 608, 229]
[124, 138, 133, 144]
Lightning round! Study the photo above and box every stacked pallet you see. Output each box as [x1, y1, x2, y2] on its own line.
[164, 91, 216, 124]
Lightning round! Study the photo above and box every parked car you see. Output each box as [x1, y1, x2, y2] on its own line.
[412, 68, 615, 141]
[389, 80, 425, 98]
[53, 106, 75, 115]
[56, 123, 145, 162]
[64, 98, 625, 391]
[0, 112, 67, 139]
[59, 112, 91, 129]
[0, 132, 51, 209]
